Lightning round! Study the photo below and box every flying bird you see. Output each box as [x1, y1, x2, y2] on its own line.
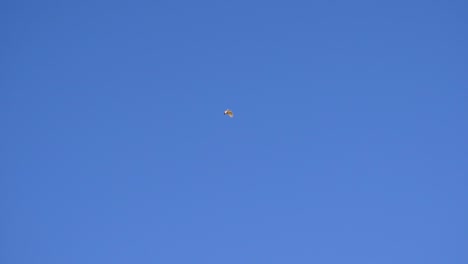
[224, 109, 234, 118]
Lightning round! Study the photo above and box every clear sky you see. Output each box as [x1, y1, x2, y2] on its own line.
[1, 0, 467, 263]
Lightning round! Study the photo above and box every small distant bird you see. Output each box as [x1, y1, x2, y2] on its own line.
[224, 109, 234, 118]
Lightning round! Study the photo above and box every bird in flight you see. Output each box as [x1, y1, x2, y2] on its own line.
[224, 109, 234, 118]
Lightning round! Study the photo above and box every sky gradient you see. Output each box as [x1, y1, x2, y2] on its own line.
[2, 0, 467, 263]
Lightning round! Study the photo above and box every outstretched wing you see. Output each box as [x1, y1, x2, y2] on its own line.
[224, 109, 234, 117]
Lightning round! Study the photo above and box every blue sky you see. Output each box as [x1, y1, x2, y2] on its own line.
[1, 0, 467, 263]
